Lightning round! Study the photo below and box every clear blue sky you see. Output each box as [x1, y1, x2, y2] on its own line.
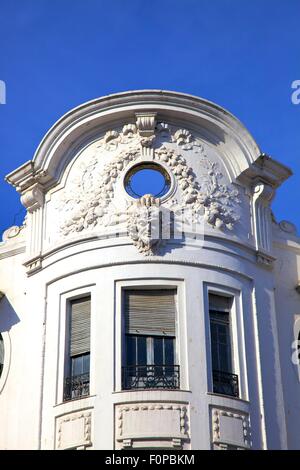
[0, 0, 299, 235]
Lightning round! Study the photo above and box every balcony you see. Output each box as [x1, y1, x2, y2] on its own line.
[213, 369, 239, 398]
[122, 365, 180, 390]
[63, 372, 90, 401]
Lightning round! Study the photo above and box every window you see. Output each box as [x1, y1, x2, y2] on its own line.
[0, 333, 3, 379]
[124, 163, 171, 199]
[122, 289, 179, 390]
[64, 297, 91, 401]
[209, 293, 239, 397]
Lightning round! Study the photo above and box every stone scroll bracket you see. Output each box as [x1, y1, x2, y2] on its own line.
[252, 180, 276, 268]
[20, 183, 45, 274]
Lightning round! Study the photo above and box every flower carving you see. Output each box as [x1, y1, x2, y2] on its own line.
[58, 123, 240, 241]
[173, 129, 193, 149]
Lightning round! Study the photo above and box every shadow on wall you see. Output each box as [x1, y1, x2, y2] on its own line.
[0, 296, 20, 332]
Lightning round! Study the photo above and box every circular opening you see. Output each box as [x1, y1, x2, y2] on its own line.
[124, 163, 171, 199]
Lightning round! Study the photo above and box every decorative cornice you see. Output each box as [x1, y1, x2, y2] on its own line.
[38, 257, 254, 283]
[24, 255, 43, 274]
[239, 153, 292, 189]
[256, 250, 276, 269]
[5, 90, 269, 193]
[0, 245, 26, 260]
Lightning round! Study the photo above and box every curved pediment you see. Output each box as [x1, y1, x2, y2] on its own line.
[4, 90, 292, 269]
[6, 90, 267, 193]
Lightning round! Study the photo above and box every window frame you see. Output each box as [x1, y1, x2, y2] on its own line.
[57, 286, 95, 404]
[204, 283, 247, 400]
[209, 307, 233, 375]
[115, 279, 186, 392]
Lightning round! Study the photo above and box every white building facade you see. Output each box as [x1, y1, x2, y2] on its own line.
[0, 90, 299, 450]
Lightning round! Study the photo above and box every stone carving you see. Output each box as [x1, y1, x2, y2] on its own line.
[127, 194, 165, 255]
[2, 212, 27, 244]
[21, 183, 44, 213]
[256, 252, 275, 268]
[2, 225, 23, 242]
[155, 146, 240, 230]
[60, 148, 140, 236]
[116, 402, 189, 449]
[56, 410, 92, 450]
[136, 112, 156, 137]
[58, 120, 240, 240]
[211, 408, 251, 450]
[279, 220, 297, 235]
[173, 129, 193, 149]
[117, 403, 189, 437]
[97, 118, 198, 152]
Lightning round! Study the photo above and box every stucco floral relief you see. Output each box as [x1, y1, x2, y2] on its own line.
[54, 123, 240, 250]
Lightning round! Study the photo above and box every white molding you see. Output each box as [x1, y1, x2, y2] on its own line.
[114, 279, 187, 392]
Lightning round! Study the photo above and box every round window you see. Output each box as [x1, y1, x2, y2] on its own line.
[0, 333, 3, 379]
[124, 163, 171, 199]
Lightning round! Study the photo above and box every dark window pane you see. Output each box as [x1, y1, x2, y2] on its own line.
[164, 338, 174, 365]
[126, 335, 136, 366]
[137, 336, 147, 365]
[137, 336, 147, 376]
[154, 337, 164, 365]
[82, 353, 90, 374]
[210, 310, 232, 374]
[219, 345, 230, 372]
[210, 324, 218, 342]
[71, 353, 90, 376]
[71, 355, 83, 376]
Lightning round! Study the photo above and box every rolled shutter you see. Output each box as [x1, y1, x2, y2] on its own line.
[124, 289, 176, 336]
[70, 297, 91, 357]
[209, 294, 232, 312]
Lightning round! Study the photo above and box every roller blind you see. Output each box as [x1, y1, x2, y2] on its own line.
[70, 297, 91, 357]
[209, 294, 232, 313]
[124, 289, 176, 336]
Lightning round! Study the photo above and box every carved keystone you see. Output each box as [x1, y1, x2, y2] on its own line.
[135, 112, 157, 137]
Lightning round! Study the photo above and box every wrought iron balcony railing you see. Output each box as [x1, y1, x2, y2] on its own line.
[122, 365, 180, 390]
[63, 372, 90, 401]
[213, 369, 239, 398]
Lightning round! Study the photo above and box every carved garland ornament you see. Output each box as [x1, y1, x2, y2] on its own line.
[59, 121, 240, 250]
